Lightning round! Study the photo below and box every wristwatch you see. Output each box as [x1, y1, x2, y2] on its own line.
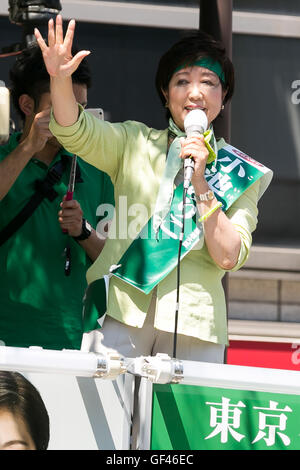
[195, 189, 215, 202]
[72, 218, 92, 241]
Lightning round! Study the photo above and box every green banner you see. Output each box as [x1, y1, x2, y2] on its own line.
[151, 384, 300, 450]
[82, 144, 273, 331]
[112, 183, 201, 295]
[112, 144, 272, 295]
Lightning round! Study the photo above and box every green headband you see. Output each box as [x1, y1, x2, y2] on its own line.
[174, 58, 225, 84]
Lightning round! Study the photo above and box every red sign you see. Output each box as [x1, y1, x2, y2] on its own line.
[227, 340, 300, 371]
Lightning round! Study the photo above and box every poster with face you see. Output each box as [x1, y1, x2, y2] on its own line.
[0, 346, 133, 450]
[22, 372, 133, 450]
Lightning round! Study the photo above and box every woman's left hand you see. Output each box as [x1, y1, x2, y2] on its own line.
[179, 135, 209, 183]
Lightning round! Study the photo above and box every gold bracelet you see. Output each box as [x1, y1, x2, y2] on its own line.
[198, 201, 223, 223]
[195, 189, 214, 202]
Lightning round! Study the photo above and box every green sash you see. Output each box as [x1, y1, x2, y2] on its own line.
[83, 143, 273, 332]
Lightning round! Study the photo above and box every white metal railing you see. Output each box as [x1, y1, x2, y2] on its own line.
[0, 345, 126, 379]
[1, 346, 300, 396]
[130, 353, 300, 395]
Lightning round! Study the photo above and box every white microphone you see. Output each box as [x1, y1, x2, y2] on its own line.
[183, 109, 208, 189]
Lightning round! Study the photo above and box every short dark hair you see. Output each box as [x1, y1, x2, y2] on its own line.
[9, 43, 91, 121]
[0, 371, 50, 450]
[155, 31, 234, 118]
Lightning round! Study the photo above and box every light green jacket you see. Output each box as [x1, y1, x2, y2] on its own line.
[50, 106, 259, 345]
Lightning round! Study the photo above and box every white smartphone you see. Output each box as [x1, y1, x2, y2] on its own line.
[0, 81, 10, 144]
[85, 108, 104, 120]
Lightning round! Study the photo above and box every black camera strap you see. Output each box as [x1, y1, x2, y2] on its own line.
[0, 156, 69, 247]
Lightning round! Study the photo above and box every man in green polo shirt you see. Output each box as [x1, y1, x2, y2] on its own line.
[0, 45, 114, 350]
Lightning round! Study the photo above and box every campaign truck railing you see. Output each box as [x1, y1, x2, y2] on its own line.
[1, 347, 300, 450]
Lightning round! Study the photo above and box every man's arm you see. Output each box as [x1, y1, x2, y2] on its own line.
[76, 230, 106, 262]
[0, 108, 53, 200]
[0, 141, 34, 200]
[58, 198, 107, 261]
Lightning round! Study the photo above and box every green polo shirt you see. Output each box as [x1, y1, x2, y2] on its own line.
[0, 133, 114, 350]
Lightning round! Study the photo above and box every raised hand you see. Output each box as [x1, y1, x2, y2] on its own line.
[34, 14, 90, 79]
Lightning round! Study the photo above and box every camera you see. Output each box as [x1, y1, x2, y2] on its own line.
[1, 0, 61, 52]
[0, 1, 62, 141]
[8, 0, 62, 26]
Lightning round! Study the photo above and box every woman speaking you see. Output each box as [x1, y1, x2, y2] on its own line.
[35, 16, 272, 364]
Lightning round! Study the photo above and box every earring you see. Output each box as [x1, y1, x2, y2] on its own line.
[165, 101, 169, 108]
[221, 104, 225, 110]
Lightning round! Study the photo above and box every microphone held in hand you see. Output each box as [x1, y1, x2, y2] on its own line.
[183, 109, 208, 189]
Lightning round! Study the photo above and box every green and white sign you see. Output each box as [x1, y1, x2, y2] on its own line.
[82, 144, 273, 330]
[112, 144, 273, 295]
[151, 384, 300, 450]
